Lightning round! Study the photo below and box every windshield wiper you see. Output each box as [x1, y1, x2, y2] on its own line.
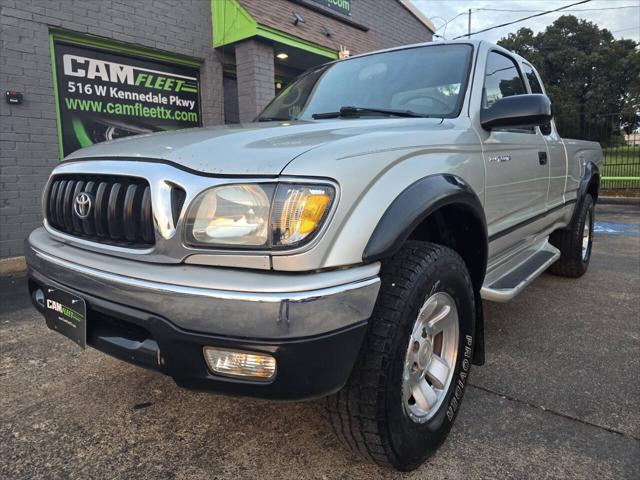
[312, 106, 430, 119]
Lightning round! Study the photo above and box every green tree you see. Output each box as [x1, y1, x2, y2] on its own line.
[498, 16, 639, 145]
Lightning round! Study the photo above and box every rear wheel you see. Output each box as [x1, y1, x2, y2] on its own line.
[549, 194, 594, 278]
[326, 241, 475, 471]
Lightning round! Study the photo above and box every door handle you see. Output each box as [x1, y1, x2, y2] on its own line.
[538, 151, 548, 165]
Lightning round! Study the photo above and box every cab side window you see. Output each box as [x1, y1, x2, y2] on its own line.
[483, 51, 526, 108]
[523, 63, 544, 94]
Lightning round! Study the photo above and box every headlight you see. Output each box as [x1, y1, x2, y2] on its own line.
[271, 184, 334, 247]
[185, 184, 274, 247]
[185, 182, 335, 249]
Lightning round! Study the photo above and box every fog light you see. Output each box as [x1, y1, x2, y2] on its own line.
[33, 288, 45, 308]
[203, 347, 276, 381]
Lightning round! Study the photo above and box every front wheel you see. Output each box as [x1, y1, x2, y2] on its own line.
[326, 241, 476, 471]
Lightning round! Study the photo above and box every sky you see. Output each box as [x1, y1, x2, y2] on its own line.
[412, 0, 640, 44]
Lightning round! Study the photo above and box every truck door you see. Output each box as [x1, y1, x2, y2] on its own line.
[522, 62, 567, 208]
[479, 51, 550, 249]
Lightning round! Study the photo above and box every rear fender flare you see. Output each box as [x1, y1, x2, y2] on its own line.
[570, 161, 600, 227]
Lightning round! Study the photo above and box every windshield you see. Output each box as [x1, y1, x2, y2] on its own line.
[258, 44, 473, 121]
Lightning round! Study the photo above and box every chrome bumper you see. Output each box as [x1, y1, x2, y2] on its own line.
[25, 228, 380, 339]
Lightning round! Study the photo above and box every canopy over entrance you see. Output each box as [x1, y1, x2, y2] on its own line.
[212, 0, 380, 59]
[214, 0, 381, 122]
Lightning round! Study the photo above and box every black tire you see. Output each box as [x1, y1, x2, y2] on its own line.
[549, 194, 594, 278]
[326, 241, 476, 471]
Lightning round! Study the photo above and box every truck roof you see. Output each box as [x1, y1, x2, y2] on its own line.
[337, 39, 526, 66]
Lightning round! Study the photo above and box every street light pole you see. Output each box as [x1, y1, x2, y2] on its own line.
[467, 9, 471, 38]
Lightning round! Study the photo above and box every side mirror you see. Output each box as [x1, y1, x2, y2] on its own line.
[481, 94, 552, 131]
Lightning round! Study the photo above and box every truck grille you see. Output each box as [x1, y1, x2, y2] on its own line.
[46, 175, 155, 248]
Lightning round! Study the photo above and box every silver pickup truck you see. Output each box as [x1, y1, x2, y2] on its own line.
[26, 40, 602, 471]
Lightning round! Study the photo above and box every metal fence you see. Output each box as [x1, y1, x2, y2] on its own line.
[554, 112, 640, 192]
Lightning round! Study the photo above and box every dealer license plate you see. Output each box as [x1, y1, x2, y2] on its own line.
[43, 286, 87, 348]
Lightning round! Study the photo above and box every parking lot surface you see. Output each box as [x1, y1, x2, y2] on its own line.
[1, 203, 639, 479]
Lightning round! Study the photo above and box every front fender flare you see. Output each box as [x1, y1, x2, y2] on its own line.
[362, 174, 487, 270]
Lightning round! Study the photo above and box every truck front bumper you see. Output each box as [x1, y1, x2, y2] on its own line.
[26, 228, 380, 400]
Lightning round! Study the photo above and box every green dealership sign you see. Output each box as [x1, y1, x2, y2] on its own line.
[51, 38, 202, 157]
[311, 0, 351, 16]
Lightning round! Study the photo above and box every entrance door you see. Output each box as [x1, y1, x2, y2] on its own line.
[523, 62, 567, 208]
[479, 51, 550, 247]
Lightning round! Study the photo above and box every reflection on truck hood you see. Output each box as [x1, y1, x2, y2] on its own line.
[63, 118, 448, 176]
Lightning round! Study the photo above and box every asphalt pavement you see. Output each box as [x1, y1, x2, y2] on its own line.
[1, 203, 638, 479]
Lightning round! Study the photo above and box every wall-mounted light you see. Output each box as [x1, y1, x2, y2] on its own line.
[5, 91, 23, 104]
[323, 26, 333, 38]
[293, 12, 305, 25]
[276, 52, 289, 60]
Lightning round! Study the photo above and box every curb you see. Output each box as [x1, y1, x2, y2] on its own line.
[0, 256, 26, 275]
[598, 196, 640, 206]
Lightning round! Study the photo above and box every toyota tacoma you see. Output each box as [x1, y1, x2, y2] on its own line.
[26, 40, 602, 471]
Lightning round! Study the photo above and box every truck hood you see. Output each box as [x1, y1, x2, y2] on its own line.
[64, 119, 449, 176]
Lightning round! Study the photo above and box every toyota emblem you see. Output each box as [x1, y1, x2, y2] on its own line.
[73, 192, 94, 219]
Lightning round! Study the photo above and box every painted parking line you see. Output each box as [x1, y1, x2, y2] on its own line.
[594, 222, 640, 236]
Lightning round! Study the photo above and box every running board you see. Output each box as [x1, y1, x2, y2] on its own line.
[481, 241, 560, 303]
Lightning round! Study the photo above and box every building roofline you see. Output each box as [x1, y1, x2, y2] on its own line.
[398, 0, 436, 33]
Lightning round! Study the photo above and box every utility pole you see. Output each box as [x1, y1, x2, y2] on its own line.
[467, 9, 471, 38]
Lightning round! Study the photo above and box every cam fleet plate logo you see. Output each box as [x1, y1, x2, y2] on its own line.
[46, 298, 84, 324]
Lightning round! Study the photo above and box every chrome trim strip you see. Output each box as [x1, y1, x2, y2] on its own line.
[31, 246, 379, 303]
[29, 226, 379, 292]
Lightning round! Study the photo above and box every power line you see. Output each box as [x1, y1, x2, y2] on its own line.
[476, 5, 639, 13]
[434, 2, 638, 37]
[434, 11, 467, 32]
[610, 26, 640, 34]
[432, 10, 470, 39]
[452, 0, 592, 40]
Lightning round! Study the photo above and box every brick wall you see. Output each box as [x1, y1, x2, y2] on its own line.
[352, 0, 433, 48]
[0, 0, 224, 259]
[298, 0, 433, 49]
[235, 39, 275, 123]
